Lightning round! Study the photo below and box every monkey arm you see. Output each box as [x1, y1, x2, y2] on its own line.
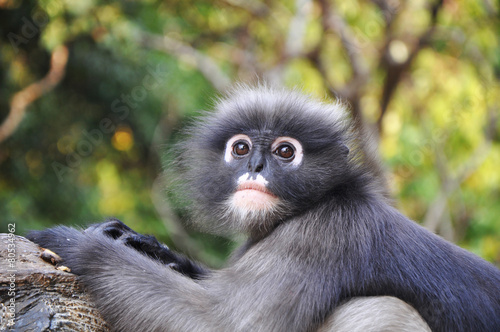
[27, 226, 218, 331]
[26, 224, 339, 332]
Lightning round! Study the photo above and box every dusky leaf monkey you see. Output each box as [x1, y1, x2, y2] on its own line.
[29, 85, 500, 331]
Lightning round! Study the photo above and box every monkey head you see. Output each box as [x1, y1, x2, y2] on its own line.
[176, 85, 353, 238]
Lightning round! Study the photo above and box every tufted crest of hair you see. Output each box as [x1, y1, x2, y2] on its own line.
[172, 84, 387, 236]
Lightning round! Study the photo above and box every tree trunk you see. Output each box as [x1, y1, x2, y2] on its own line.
[0, 234, 109, 331]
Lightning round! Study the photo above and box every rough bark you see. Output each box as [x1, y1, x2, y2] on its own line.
[0, 234, 109, 331]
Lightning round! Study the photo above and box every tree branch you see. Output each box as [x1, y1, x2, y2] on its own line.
[318, 0, 369, 85]
[423, 108, 497, 234]
[133, 30, 231, 92]
[0, 45, 69, 144]
[376, 0, 444, 134]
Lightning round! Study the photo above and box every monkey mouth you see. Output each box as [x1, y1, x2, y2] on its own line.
[231, 181, 279, 211]
[236, 182, 277, 198]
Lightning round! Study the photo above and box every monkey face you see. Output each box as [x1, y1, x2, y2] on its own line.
[177, 86, 352, 237]
[223, 134, 303, 213]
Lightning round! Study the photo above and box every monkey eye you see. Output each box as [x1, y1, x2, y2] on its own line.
[274, 144, 294, 160]
[224, 134, 252, 163]
[233, 141, 250, 157]
[271, 137, 303, 166]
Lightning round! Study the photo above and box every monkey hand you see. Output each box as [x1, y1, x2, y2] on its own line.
[85, 219, 208, 278]
[84, 219, 179, 266]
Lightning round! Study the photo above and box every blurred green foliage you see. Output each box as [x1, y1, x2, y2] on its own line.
[0, 0, 499, 266]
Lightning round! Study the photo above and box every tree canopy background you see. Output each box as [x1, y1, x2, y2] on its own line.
[0, 0, 499, 267]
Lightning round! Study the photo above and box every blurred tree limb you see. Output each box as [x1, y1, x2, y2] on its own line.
[134, 30, 231, 92]
[424, 108, 498, 239]
[376, 0, 444, 134]
[0, 45, 69, 144]
[315, 0, 444, 134]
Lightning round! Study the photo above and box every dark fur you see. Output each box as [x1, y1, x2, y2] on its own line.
[28, 85, 500, 331]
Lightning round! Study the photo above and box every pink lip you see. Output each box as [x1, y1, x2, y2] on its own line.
[236, 182, 276, 197]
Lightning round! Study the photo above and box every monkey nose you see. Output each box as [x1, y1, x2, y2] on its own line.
[247, 157, 264, 173]
[247, 152, 265, 173]
[248, 162, 264, 173]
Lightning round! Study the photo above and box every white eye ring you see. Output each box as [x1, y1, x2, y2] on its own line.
[225, 134, 252, 163]
[271, 137, 303, 167]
